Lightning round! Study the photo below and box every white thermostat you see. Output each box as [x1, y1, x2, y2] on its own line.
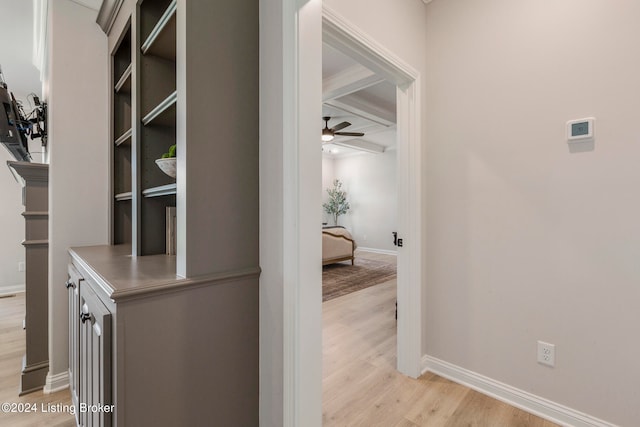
[567, 117, 595, 142]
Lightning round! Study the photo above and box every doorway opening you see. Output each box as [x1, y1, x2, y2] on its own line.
[321, 3, 423, 382]
[261, 3, 424, 424]
[320, 39, 402, 421]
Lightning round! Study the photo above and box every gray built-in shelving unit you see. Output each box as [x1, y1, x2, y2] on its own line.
[112, 25, 133, 245]
[138, 0, 176, 255]
[68, 0, 260, 424]
[111, 0, 177, 255]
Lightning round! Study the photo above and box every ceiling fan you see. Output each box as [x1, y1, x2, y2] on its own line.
[321, 116, 364, 142]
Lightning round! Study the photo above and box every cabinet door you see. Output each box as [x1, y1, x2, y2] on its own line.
[67, 264, 83, 417]
[79, 284, 112, 427]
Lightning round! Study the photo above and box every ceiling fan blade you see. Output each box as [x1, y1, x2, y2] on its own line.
[331, 121, 351, 132]
[335, 131, 365, 137]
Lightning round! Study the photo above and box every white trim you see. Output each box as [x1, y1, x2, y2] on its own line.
[282, 0, 300, 424]
[0, 285, 26, 297]
[32, 0, 48, 81]
[357, 247, 397, 256]
[279, 1, 323, 426]
[43, 370, 69, 394]
[422, 356, 618, 427]
[322, 6, 418, 86]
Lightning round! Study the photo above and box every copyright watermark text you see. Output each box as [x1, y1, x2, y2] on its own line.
[1, 402, 114, 415]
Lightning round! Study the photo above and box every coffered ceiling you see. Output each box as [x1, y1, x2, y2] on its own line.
[322, 43, 397, 157]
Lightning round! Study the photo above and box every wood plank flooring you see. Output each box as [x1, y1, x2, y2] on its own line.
[0, 293, 75, 427]
[2, 250, 558, 427]
[323, 250, 558, 427]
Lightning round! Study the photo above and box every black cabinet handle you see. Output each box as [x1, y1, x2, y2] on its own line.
[80, 312, 91, 324]
[66, 279, 76, 289]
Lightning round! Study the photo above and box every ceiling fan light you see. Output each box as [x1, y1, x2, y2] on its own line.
[321, 130, 334, 142]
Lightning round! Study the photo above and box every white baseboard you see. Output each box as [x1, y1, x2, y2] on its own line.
[357, 247, 397, 256]
[0, 284, 25, 297]
[44, 371, 69, 394]
[422, 355, 617, 427]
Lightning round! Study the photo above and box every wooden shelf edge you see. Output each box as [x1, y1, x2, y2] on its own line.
[141, 0, 177, 55]
[114, 63, 132, 93]
[115, 192, 133, 201]
[142, 183, 176, 198]
[142, 91, 177, 125]
[114, 128, 132, 146]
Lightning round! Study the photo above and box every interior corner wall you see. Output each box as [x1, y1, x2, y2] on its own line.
[0, 148, 26, 295]
[47, 0, 108, 385]
[329, 151, 397, 252]
[424, 1, 640, 425]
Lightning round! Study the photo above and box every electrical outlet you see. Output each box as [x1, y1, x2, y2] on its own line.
[18, 262, 25, 272]
[537, 341, 555, 367]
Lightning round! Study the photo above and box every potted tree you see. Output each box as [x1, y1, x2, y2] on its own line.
[323, 179, 350, 226]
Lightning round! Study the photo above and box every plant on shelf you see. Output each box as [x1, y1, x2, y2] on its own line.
[162, 144, 176, 159]
[323, 179, 350, 226]
[155, 144, 177, 178]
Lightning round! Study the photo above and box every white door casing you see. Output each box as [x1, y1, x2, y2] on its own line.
[259, 1, 423, 425]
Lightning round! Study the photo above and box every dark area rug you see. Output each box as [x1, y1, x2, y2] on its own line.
[322, 257, 396, 302]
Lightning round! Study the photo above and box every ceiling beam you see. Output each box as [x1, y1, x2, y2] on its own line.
[332, 139, 386, 154]
[325, 93, 396, 127]
[322, 63, 385, 102]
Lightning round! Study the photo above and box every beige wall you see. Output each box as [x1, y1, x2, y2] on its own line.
[424, 1, 640, 425]
[47, 0, 108, 388]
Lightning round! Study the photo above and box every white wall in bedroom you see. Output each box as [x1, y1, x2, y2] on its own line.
[322, 150, 397, 252]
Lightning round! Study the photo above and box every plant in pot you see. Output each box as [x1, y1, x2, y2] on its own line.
[323, 179, 350, 226]
[155, 144, 176, 178]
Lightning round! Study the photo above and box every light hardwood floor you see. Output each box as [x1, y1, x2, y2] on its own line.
[0, 293, 75, 427]
[323, 250, 558, 427]
[2, 253, 558, 427]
